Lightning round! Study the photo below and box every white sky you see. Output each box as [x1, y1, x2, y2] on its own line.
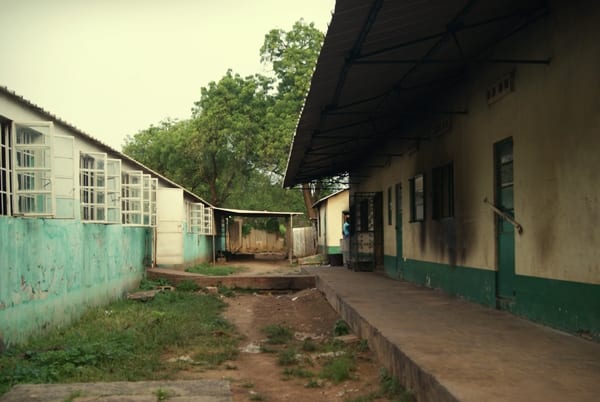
[0, 0, 335, 150]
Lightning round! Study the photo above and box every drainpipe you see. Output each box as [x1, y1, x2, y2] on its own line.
[152, 225, 157, 268]
[288, 214, 294, 264]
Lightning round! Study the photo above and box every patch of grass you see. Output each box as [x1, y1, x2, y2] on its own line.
[305, 379, 323, 388]
[0, 291, 239, 396]
[61, 390, 84, 402]
[185, 263, 248, 276]
[333, 319, 351, 336]
[345, 368, 415, 402]
[277, 348, 298, 366]
[241, 381, 254, 388]
[321, 355, 355, 384]
[249, 391, 265, 401]
[154, 387, 173, 401]
[175, 280, 199, 292]
[218, 285, 236, 298]
[301, 338, 318, 352]
[282, 367, 315, 379]
[379, 368, 415, 402]
[138, 277, 171, 290]
[356, 339, 369, 353]
[262, 324, 292, 345]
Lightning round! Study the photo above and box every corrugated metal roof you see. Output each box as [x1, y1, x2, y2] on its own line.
[312, 188, 349, 208]
[284, 0, 548, 187]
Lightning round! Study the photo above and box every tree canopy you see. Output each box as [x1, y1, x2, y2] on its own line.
[122, 20, 328, 219]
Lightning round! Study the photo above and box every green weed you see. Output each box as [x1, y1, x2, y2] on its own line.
[185, 263, 248, 276]
[61, 390, 84, 402]
[321, 355, 355, 383]
[218, 285, 236, 298]
[175, 280, 199, 292]
[333, 319, 350, 336]
[301, 338, 318, 352]
[262, 324, 292, 345]
[277, 348, 298, 366]
[282, 367, 314, 379]
[154, 387, 172, 401]
[379, 368, 415, 402]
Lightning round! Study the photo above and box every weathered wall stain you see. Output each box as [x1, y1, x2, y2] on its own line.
[0, 217, 150, 348]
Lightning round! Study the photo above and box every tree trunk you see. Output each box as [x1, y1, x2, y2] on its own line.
[301, 184, 317, 220]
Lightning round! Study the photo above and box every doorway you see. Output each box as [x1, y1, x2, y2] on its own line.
[395, 183, 403, 278]
[495, 137, 516, 300]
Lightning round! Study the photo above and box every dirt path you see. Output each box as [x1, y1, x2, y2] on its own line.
[176, 289, 386, 402]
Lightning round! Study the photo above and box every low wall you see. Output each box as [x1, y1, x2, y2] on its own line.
[0, 217, 150, 348]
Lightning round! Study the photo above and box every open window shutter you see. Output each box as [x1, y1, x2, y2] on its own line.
[54, 134, 75, 218]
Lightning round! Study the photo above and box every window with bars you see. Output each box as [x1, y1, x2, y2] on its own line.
[409, 174, 425, 222]
[80, 152, 121, 223]
[432, 162, 454, 220]
[121, 170, 156, 226]
[188, 202, 213, 235]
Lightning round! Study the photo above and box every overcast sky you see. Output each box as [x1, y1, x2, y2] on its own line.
[0, 0, 335, 150]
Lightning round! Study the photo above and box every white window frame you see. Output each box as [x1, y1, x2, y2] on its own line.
[188, 202, 213, 235]
[122, 170, 156, 227]
[0, 121, 12, 216]
[80, 152, 121, 223]
[12, 121, 54, 217]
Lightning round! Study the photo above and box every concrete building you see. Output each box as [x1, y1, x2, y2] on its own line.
[313, 189, 349, 263]
[0, 86, 216, 347]
[284, 0, 600, 337]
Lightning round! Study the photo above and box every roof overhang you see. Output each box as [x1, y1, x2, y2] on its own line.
[213, 207, 303, 219]
[284, 0, 549, 188]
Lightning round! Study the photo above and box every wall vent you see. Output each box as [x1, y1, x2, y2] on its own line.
[430, 116, 452, 137]
[486, 72, 514, 104]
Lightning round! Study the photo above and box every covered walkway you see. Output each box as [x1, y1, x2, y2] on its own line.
[304, 266, 600, 402]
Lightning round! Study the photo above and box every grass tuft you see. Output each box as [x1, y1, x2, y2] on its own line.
[262, 324, 292, 345]
[321, 355, 355, 383]
[185, 263, 248, 276]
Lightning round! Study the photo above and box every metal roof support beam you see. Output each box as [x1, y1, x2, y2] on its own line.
[327, 0, 385, 110]
[354, 58, 551, 65]
[325, 109, 468, 116]
[355, 6, 547, 61]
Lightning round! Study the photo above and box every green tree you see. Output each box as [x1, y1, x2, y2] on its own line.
[260, 20, 328, 216]
[259, 20, 325, 178]
[189, 70, 273, 205]
[123, 20, 326, 217]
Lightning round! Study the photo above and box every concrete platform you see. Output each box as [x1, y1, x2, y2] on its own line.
[0, 380, 231, 402]
[147, 268, 315, 290]
[305, 266, 600, 402]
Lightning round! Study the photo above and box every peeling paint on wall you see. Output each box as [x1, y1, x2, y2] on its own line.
[0, 217, 150, 347]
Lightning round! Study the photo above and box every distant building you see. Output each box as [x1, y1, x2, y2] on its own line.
[313, 189, 349, 264]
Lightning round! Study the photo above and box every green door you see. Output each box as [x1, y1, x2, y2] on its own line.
[395, 183, 403, 278]
[495, 138, 516, 299]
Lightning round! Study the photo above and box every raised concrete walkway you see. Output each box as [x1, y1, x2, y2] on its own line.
[304, 266, 600, 402]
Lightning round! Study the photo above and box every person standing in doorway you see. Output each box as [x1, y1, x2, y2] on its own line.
[342, 214, 351, 267]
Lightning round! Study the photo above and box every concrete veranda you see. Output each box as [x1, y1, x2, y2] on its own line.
[304, 266, 600, 402]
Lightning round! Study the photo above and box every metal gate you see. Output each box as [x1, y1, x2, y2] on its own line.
[349, 192, 383, 271]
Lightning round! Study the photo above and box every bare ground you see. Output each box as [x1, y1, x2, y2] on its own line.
[169, 257, 389, 402]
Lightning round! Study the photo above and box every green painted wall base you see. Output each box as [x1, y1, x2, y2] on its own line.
[0, 217, 150, 347]
[383, 255, 600, 339]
